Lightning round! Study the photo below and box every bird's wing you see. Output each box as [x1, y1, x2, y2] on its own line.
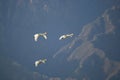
[35, 60, 43, 67]
[43, 35, 47, 39]
[35, 61, 39, 67]
[66, 33, 74, 37]
[59, 35, 65, 40]
[34, 34, 39, 42]
[70, 33, 74, 37]
[42, 59, 47, 63]
[59, 36, 63, 40]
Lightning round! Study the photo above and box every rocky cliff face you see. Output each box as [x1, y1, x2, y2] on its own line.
[53, 5, 120, 80]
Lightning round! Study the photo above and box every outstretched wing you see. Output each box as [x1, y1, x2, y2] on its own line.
[34, 34, 39, 42]
[43, 35, 47, 39]
[67, 33, 74, 37]
[35, 61, 39, 67]
[59, 35, 65, 40]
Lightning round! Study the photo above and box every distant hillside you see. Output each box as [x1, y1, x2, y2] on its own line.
[53, 5, 120, 80]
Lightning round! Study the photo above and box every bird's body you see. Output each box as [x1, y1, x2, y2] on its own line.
[59, 33, 74, 40]
[35, 59, 47, 67]
[34, 32, 47, 41]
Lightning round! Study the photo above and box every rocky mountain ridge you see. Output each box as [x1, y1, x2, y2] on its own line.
[53, 5, 120, 80]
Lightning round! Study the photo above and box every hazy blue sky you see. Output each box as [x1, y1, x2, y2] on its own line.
[2, 0, 115, 76]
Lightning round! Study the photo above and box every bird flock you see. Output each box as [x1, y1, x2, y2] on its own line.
[34, 32, 74, 67]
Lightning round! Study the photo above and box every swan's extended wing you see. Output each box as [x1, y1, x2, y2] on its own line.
[43, 35, 47, 39]
[34, 34, 39, 42]
[59, 35, 66, 40]
[35, 60, 40, 67]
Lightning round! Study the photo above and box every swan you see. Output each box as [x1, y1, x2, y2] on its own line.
[34, 32, 47, 41]
[35, 59, 47, 67]
[59, 33, 74, 40]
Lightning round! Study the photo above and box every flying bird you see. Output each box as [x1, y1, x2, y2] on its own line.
[59, 33, 74, 40]
[34, 32, 47, 41]
[35, 59, 47, 67]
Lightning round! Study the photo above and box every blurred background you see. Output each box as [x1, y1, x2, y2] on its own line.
[0, 0, 120, 80]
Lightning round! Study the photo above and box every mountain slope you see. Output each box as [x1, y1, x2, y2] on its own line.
[53, 5, 120, 80]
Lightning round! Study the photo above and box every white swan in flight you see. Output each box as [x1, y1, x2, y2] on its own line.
[35, 59, 47, 67]
[59, 33, 74, 40]
[34, 32, 47, 42]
